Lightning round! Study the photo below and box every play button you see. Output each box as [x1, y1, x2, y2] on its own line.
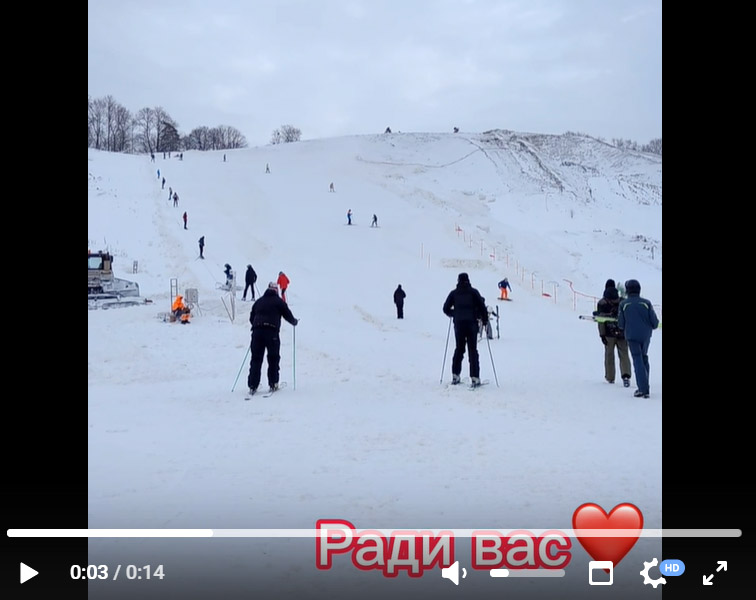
[20, 563, 38, 584]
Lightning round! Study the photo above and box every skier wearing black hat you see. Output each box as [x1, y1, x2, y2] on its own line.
[443, 273, 488, 386]
[594, 285, 631, 386]
[247, 282, 299, 395]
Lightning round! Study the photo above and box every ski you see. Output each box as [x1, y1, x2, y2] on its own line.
[445, 378, 490, 389]
[263, 382, 288, 398]
[245, 381, 287, 400]
[469, 380, 490, 390]
[579, 315, 617, 323]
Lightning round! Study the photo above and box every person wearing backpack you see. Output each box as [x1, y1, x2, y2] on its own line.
[593, 286, 631, 386]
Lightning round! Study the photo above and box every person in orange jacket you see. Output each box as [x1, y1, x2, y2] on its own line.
[277, 271, 290, 303]
[171, 295, 191, 323]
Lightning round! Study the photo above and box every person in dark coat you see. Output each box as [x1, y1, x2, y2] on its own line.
[198, 236, 205, 259]
[593, 286, 631, 386]
[617, 279, 660, 398]
[443, 272, 488, 386]
[393, 284, 406, 318]
[242, 264, 258, 301]
[247, 282, 298, 394]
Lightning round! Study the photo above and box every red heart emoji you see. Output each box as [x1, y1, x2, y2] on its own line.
[572, 503, 643, 569]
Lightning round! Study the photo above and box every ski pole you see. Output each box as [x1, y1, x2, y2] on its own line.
[440, 317, 452, 384]
[232, 343, 251, 392]
[485, 335, 499, 387]
[292, 322, 296, 391]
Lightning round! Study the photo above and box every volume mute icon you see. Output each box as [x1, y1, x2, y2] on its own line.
[21, 563, 39, 584]
[441, 561, 467, 586]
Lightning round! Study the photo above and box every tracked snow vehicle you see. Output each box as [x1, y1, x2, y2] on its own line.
[88, 250, 143, 309]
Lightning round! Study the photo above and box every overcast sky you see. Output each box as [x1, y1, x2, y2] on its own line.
[88, 0, 661, 147]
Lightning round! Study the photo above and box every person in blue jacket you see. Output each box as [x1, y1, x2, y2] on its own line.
[617, 279, 660, 398]
[498, 277, 512, 300]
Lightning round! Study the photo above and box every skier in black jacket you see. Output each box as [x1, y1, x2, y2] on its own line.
[443, 273, 488, 386]
[242, 264, 258, 301]
[393, 284, 406, 318]
[247, 282, 298, 394]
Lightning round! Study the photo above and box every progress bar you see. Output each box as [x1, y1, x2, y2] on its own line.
[6, 529, 743, 538]
[490, 569, 565, 578]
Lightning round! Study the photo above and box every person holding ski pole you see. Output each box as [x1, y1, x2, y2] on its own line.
[443, 272, 488, 387]
[247, 282, 298, 395]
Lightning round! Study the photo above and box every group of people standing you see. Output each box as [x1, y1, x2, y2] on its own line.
[435, 271, 659, 396]
[593, 278, 659, 398]
[221, 264, 290, 304]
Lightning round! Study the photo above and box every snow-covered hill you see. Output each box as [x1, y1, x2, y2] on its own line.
[87, 131, 662, 600]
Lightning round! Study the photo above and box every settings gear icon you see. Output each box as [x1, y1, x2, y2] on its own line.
[640, 557, 667, 588]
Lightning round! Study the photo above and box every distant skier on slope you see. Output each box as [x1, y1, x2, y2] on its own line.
[393, 284, 406, 319]
[242, 264, 258, 301]
[498, 277, 511, 300]
[277, 271, 290, 303]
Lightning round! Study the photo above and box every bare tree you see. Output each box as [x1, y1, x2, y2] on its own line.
[612, 138, 639, 152]
[208, 127, 224, 150]
[89, 95, 134, 152]
[133, 107, 158, 153]
[186, 126, 211, 150]
[213, 125, 248, 149]
[270, 124, 302, 144]
[225, 126, 247, 149]
[111, 102, 132, 152]
[88, 96, 104, 149]
[643, 138, 662, 156]
[89, 94, 249, 154]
